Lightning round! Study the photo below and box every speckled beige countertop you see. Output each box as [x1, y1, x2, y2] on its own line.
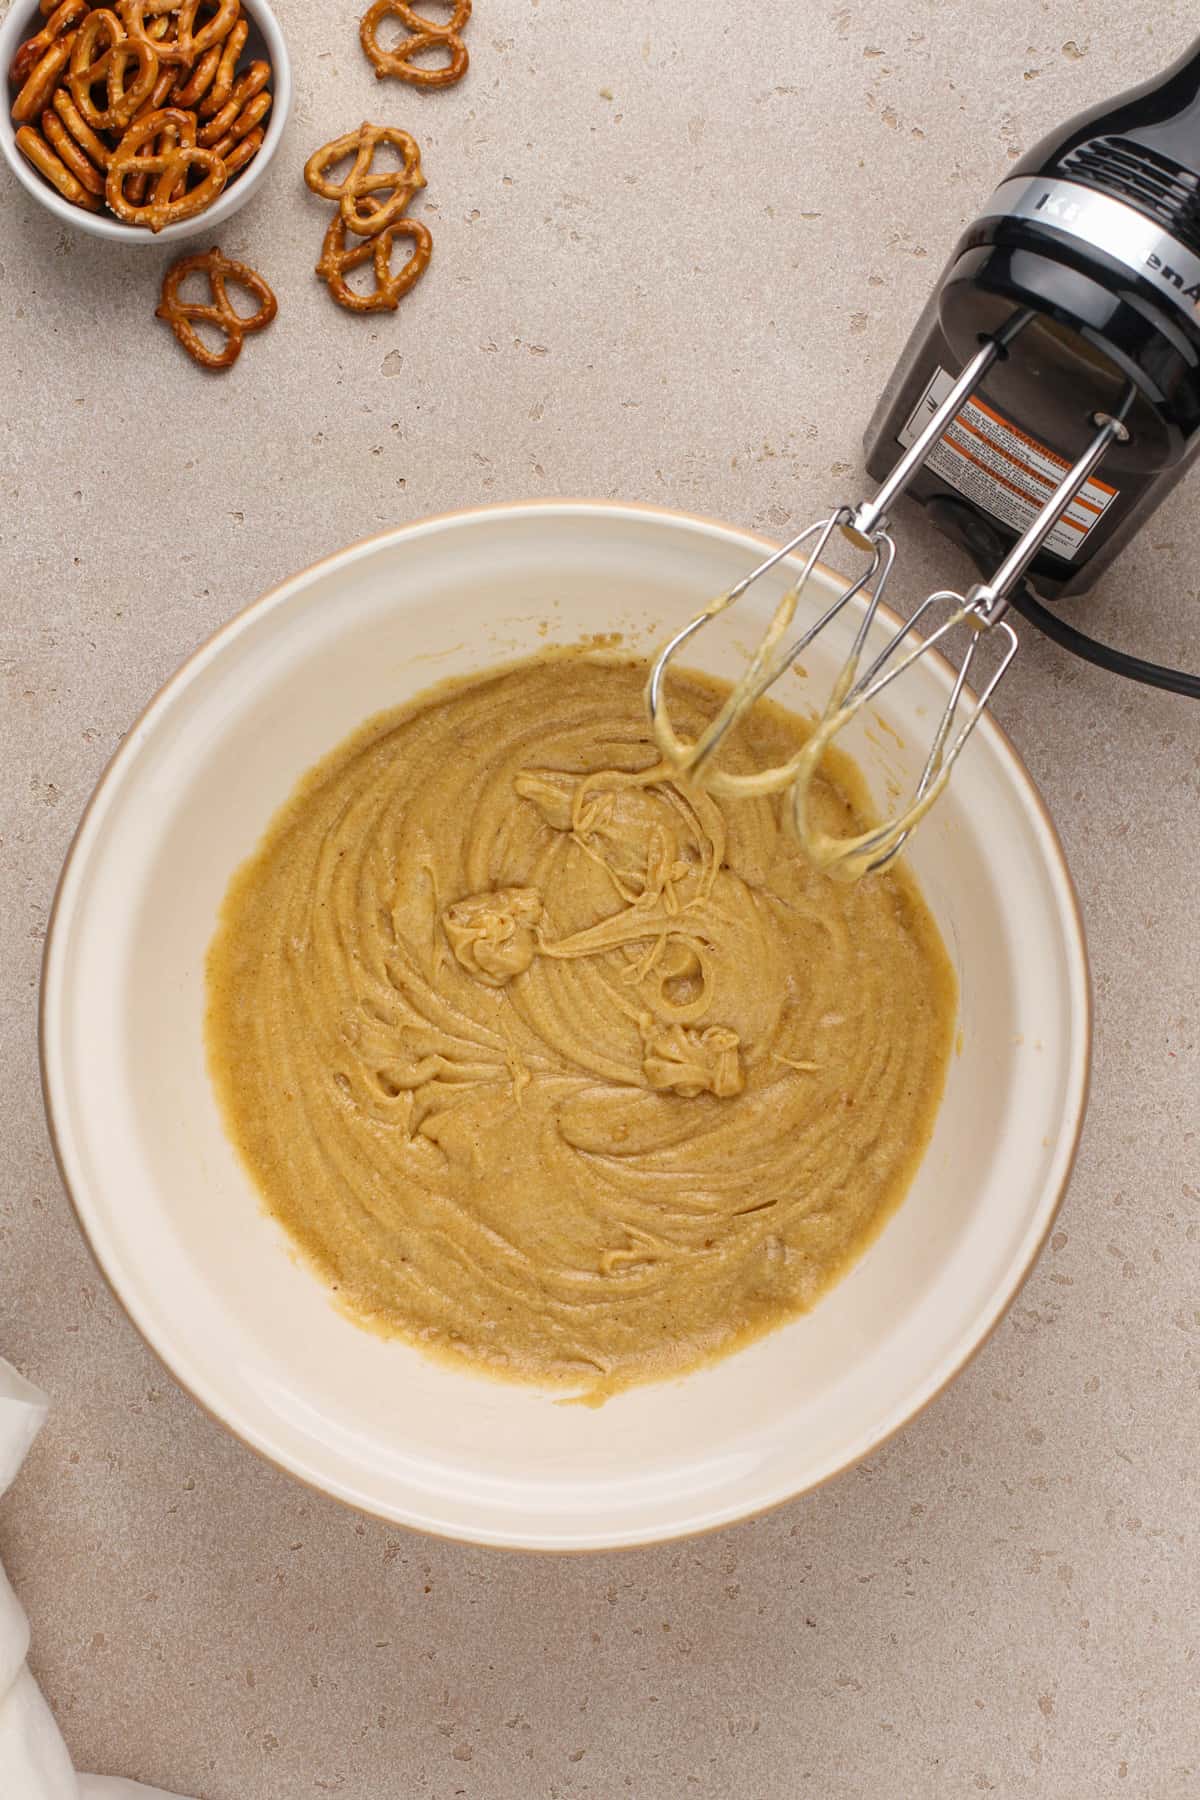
[2, 1, 1198, 1795]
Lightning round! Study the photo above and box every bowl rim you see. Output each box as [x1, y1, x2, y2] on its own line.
[38, 497, 1093, 1552]
[0, 0, 292, 244]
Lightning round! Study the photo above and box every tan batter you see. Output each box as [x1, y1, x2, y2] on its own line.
[206, 653, 956, 1400]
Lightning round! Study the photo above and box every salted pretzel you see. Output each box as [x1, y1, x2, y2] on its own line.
[41, 102, 105, 192]
[124, 101, 183, 202]
[206, 89, 269, 159]
[221, 123, 261, 176]
[196, 57, 267, 143]
[120, 105, 173, 206]
[314, 212, 432, 312]
[120, 68, 181, 204]
[10, 33, 76, 123]
[155, 246, 276, 369]
[51, 84, 113, 168]
[197, 12, 246, 113]
[303, 122, 425, 236]
[359, 0, 470, 89]
[9, 0, 87, 88]
[118, 0, 240, 68]
[171, 41, 216, 105]
[66, 10, 159, 132]
[140, 61, 178, 111]
[15, 121, 99, 206]
[107, 105, 226, 229]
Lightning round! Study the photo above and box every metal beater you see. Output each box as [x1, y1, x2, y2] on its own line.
[649, 31, 1200, 874]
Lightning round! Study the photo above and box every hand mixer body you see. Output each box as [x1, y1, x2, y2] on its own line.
[865, 35, 1200, 601]
[648, 33, 1200, 879]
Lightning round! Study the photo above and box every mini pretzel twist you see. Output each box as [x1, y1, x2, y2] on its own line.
[155, 245, 277, 368]
[107, 105, 227, 229]
[124, 100, 184, 200]
[11, 33, 77, 124]
[140, 62, 179, 111]
[207, 88, 269, 159]
[314, 212, 432, 312]
[303, 122, 425, 237]
[197, 12, 246, 113]
[15, 119, 100, 206]
[51, 84, 114, 169]
[41, 101, 105, 192]
[9, 0, 87, 88]
[196, 57, 268, 143]
[359, 0, 470, 88]
[118, 0, 240, 68]
[66, 10, 159, 133]
[221, 123, 262, 176]
[171, 38, 223, 108]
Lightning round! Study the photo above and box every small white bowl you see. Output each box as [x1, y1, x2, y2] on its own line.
[40, 502, 1091, 1551]
[0, 0, 291, 244]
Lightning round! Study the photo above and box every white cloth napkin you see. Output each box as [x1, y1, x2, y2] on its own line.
[0, 1358, 190, 1800]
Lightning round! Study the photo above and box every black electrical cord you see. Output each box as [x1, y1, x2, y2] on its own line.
[1008, 580, 1200, 700]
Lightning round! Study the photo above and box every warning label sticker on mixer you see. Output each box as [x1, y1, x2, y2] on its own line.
[897, 367, 1119, 562]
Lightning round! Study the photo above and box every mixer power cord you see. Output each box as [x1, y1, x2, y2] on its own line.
[1010, 582, 1200, 701]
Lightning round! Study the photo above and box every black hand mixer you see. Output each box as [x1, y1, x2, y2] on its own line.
[649, 32, 1200, 874]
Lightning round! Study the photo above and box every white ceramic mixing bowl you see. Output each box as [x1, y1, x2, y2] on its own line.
[40, 502, 1090, 1551]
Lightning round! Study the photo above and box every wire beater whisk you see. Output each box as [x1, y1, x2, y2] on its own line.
[647, 334, 1132, 877]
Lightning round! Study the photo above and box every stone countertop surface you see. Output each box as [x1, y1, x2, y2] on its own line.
[2, 1, 1198, 1795]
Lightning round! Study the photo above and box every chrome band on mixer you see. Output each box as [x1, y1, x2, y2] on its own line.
[978, 175, 1200, 320]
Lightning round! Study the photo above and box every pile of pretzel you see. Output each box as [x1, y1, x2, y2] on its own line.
[305, 122, 434, 314]
[7, 0, 272, 230]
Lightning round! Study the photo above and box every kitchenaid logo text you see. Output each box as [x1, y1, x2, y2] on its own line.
[1144, 251, 1200, 301]
[1035, 188, 1085, 226]
[1032, 188, 1200, 302]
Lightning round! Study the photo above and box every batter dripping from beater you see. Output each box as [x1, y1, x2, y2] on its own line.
[648, 572, 969, 883]
[207, 652, 955, 1400]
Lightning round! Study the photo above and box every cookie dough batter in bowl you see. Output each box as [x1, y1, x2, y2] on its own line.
[41, 502, 1090, 1549]
[206, 655, 956, 1401]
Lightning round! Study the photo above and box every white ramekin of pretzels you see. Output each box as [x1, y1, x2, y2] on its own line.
[0, 0, 290, 239]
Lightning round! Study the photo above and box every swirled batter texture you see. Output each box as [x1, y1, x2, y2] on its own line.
[207, 654, 956, 1399]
